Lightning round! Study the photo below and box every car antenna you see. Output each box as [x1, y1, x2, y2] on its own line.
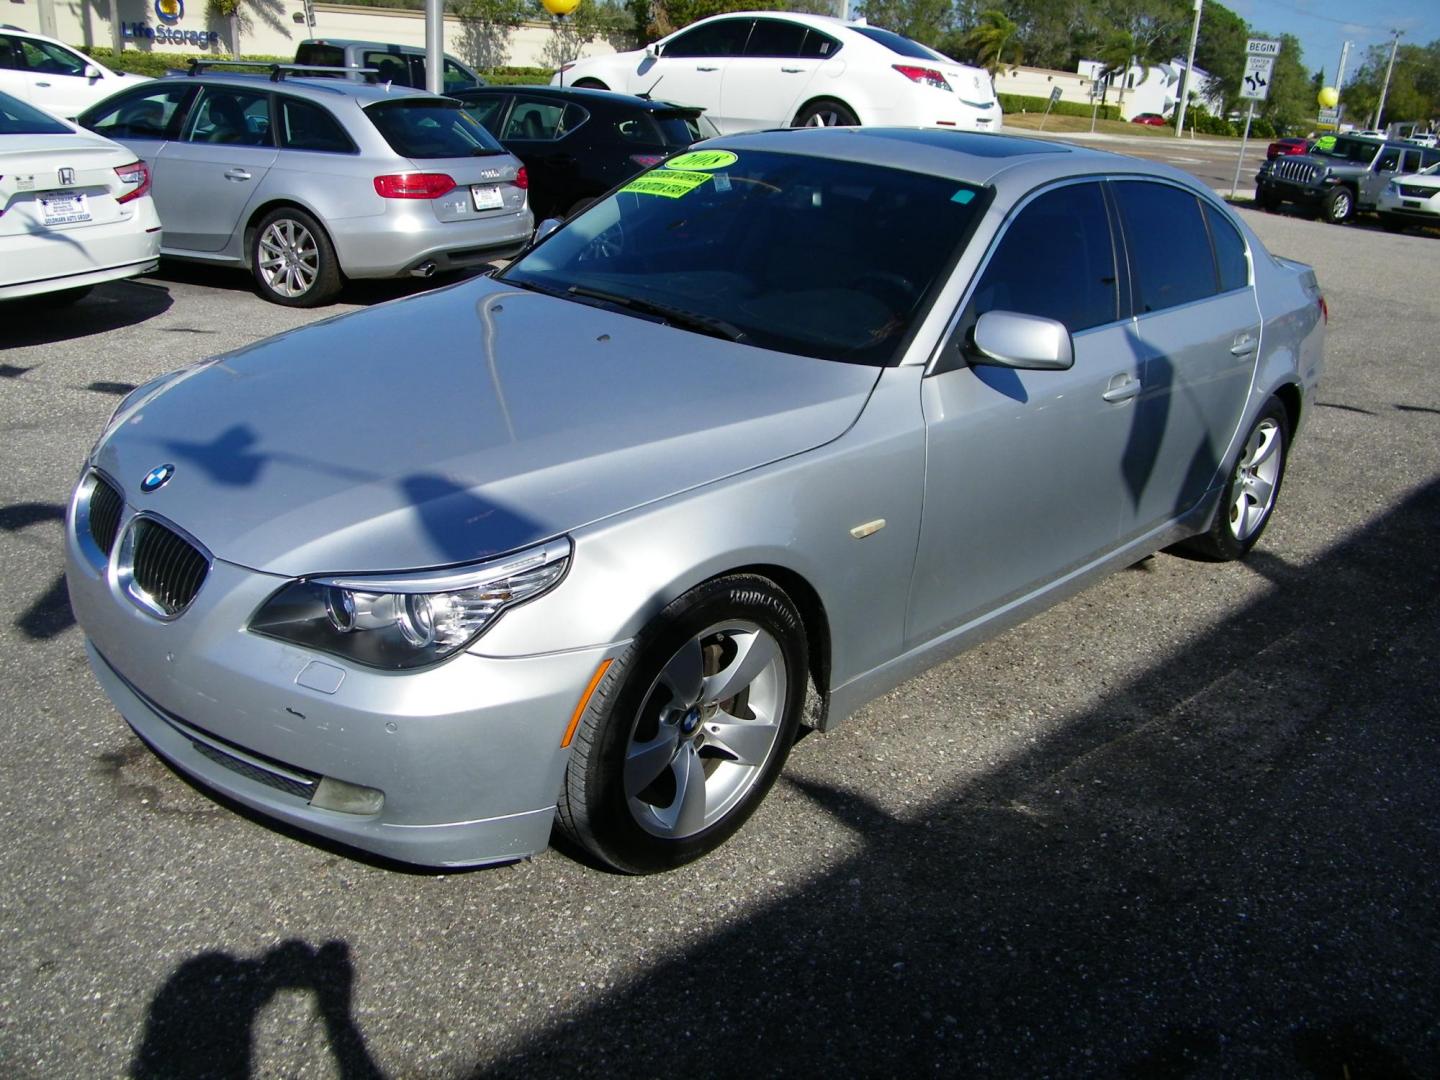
[638, 75, 664, 101]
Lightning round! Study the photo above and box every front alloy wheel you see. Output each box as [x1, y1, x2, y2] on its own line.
[558, 574, 807, 873]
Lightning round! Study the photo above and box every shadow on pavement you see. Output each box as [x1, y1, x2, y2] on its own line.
[1, 279, 173, 346]
[463, 478, 1440, 1077]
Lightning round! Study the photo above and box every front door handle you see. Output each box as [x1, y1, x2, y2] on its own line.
[223, 168, 252, 182]
[1102, 375, 1142, 403]
[781, 67, 805, 73]
[696, 65, 719, 72]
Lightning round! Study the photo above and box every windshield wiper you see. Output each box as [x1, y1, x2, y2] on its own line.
[565, 285, 748, 343]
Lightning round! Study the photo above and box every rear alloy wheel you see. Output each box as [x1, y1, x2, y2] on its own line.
[558, 574, 808, 874]
[1182, 398, 1289, 561]
[794, 99, 859, 127]
[1320, 185, 1354, 224]
[251, 207, 341, 307]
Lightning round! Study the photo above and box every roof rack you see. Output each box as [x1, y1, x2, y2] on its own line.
[185, 59, 380, 83]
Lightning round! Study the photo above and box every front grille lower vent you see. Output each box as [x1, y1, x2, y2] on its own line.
[129, 518, 209, 616]
[88, 476, 123, 555]
[191, 739, 320, 801]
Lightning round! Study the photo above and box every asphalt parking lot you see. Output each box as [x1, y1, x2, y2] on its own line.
[2, 193, 1439, 1076]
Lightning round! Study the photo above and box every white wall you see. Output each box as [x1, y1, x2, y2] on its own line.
[5, 0, 622, 67]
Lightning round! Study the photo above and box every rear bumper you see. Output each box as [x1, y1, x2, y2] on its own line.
[330, 205, 535, 279]
[0, 210, 161, 299]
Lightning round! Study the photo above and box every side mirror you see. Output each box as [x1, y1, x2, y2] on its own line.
[85, 64, 102, 80]
[970, 310, 1074, 370]
[645, 43, 659, 58]
[533, 217, 563, 243]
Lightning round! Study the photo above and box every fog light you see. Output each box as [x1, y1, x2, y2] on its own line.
[310, 776, 385, 815]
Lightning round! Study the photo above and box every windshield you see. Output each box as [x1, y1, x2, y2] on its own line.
[1313, 136, 1379, 163]
[0, 91, 71, 135]
[501, 148, 987, 366]
[364, 99, 504, 158]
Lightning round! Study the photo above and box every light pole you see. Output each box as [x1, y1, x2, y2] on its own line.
[1374, 29, 1402, 133]
[1175, 0, 1202, 137]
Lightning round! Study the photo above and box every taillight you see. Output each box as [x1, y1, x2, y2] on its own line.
[1319, 295, 1328, 324]
[514, 165, 528, 190]
[115, 160, 151, 205]
[629, 154, 666, 168]
[373, 173, 456, 199]
[893, 65, 952, 91]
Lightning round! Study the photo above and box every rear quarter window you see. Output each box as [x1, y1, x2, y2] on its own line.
[1203, 203, 1249, 293]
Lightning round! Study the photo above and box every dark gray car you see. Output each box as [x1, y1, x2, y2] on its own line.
[66, 130, 1326, 873]
[1256, 133, 1440, 223]
[77, 63, 531, 305]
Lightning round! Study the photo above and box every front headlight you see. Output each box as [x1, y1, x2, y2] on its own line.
[1385, 180, 1399, 194]
[249, 538, 571, 669]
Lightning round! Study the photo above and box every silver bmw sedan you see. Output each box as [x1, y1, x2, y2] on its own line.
[66, 129, 1326, 873]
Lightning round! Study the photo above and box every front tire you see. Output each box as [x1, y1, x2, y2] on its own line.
[1380, 213, 1407, 233]
[1182, 398, 1289, 561]
[1255, 185, 1281, 212]
[1320, 185, 1354, 224]
[558, 574, 808, 874]
[793, 99, 859, 127]
[250, 207, 341, 307]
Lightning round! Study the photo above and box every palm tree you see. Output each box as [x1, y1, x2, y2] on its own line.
[1098, 30, 1136, 111]
[964, 10, 1022, 75]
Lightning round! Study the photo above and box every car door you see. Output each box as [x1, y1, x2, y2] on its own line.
[1360, 145, 1404, 206]
[496, 95, 591, 217]
[641, 18, 753, 131]
[907, 180, 1142, 648]
[151, 85, 278, 254]
[719, 18, 834, 131]
[7, 35, 102, 119]
[1109, 180, 1261, 540]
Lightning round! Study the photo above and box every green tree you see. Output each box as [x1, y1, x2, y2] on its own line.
[855, 0, 953, 48]
[539, 0, 632, 70]
[1192, 0, 1248, 113]
[963, 9, 1021, 74]
[452, 0, 531, 69]
[1250, 33, 1312, 134]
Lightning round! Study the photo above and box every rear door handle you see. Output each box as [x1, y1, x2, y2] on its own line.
[1230, 336, 1257, 356]
[223, 168, 252, 182]
[1102, 375, 1142, 403]
[696, 65, 718, 72]
[781, 67, 805, 73]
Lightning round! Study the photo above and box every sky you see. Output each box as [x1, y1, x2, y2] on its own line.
[1224, 0, 1440, 87]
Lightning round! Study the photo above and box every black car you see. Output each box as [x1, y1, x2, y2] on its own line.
[450, 85, 718, 220]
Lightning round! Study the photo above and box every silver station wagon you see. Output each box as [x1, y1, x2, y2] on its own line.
[76, 63, 532, 305]
[67, 130, 1327, 873]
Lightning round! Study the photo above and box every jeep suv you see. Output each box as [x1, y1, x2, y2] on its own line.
[1256, 134, 1440, 224]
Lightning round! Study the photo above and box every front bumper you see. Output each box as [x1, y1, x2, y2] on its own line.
[1377, 190, 1440, 222]
[65, 481, 616, 867]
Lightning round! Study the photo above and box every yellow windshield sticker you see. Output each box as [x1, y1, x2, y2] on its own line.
[664, 150, 738, 171]
[621, 170, 713, 198]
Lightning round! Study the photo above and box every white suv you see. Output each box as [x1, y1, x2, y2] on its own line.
[0, 26, 144, 119]
[556, 12, 1001, 134]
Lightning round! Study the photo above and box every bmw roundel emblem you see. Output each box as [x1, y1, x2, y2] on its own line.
[141, 464, 176, 493]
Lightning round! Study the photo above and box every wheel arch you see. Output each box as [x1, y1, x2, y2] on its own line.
[1271, 380, 1302, 437]
[791, 95, 864, 127]
[723, 562, 832, 723]
[571, 77, 609, 91]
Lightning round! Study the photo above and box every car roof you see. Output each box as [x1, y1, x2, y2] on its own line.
[457, 84, 704, 112]
[709, 127, 1203, 192]
[155, 71, 445, 105]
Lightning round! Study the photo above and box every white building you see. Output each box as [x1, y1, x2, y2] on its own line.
[1074, 57, 1223, 121]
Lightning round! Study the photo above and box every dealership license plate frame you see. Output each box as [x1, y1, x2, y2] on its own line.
[39, 191, 91, 226]
[471, 184, 504, 211]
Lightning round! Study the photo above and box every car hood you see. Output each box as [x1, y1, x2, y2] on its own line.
[93, 277, 880, 577]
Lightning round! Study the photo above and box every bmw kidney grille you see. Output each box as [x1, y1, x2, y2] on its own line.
[119, 517, 211, 618]
[87, 475, 124, 556]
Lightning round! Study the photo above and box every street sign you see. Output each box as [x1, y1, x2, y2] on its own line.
[1048, 86, 1062, 105]
[1246, 38, 1281, 57]
[1318, 107, 1340, 125]
[1241, 55, 1276, 100]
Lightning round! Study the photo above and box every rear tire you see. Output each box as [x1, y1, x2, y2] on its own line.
[250, 207, 342, 307]
[793, 99, 859, 127]
[1181, 398, 1289, 561]
[558, 574, 807, 874]
[1320, 185, 1354, 224]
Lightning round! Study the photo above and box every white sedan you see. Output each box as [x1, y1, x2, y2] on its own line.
[556, 12, 1001, 133]
[0, 26, 145, 120]
[0, 90, 161, 303]
[1378, 161, 1440, 234]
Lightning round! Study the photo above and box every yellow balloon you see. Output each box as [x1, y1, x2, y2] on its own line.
[541, 0, 581, 15]
[1318, 86, 1339, 108]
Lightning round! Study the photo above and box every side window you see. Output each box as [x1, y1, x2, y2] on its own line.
[442, 59, 474, 91]
[798, 30, 839, 59]
[279, 98, 354, 153]
[1374, 148, 1401, 172]
[1401, 149, 1422, 174]
[1113, 180, 1218, 314]
[183, 87, 272, 147]
[82, 84, 191, 139]
[744, 19, 808, 57]
[461, 95, 509, 134]
[1202, 202, 1249, 293]
[365, 52, 410, 86]
[501, 98, 588, 141]
[969, 182, 1119, 332]
[663, 19, 752, 58]
[17, 38, 87, 76]
[0, 35, 23, 70]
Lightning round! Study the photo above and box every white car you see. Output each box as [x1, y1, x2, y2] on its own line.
[0, 26, 145, 120]
[1377, 161, 1440, 233]
[0, 90, 161, 303]
[555, 12, 1001, 133]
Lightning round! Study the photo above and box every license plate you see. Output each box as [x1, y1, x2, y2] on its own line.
[40, 191, 90, 225]
[471, 184, 504, 211]
[1403, 200, 1421, 209]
